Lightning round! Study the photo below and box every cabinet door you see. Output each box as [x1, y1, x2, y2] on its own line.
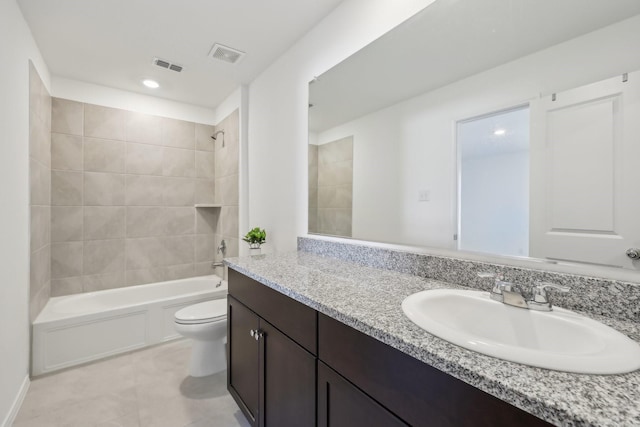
[228, 296, 260, 426]
[260, 319, 316, 427]
[318, 362, 407, 427]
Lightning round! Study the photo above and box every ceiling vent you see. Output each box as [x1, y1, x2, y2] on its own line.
[209, 43, 245, 64]
[152, 57, 183, 72]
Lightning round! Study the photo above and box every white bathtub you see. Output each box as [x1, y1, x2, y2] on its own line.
[32, 275, 227, 376]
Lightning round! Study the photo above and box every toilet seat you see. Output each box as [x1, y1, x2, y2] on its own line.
[175, 299, 227, 325]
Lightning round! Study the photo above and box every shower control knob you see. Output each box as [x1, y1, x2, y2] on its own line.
[626, 248, 640, 260]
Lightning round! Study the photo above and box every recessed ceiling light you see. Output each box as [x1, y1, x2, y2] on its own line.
[493, 128, 506, 136]
[142, 79, 159, 89]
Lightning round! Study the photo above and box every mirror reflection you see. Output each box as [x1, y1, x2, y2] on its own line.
[308, 0, 640, 271]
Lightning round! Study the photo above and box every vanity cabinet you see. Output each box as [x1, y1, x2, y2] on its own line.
[227, 270, 316, 427]
[228, 269, 553, 427]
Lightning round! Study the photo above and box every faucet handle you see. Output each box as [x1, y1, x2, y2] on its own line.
[479, 272, 513, 302]
[530, 282, 570, 310]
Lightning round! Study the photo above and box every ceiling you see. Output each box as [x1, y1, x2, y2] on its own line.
[18, 0, 344, 109]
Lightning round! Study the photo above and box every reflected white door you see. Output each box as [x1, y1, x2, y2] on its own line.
[530, 72, 640, 269]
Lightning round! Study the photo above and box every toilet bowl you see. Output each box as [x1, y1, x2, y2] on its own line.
[174, 299, 227, 377]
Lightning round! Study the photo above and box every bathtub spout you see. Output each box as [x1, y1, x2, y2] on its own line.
[211, 261, 224, 268]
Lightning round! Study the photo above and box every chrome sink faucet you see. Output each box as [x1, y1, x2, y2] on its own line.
[478, 273, 569, 311]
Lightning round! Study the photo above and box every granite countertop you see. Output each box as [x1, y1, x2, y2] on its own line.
[225, 251, 640, 427]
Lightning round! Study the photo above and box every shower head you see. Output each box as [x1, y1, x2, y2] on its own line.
[211, 130, 225, 147]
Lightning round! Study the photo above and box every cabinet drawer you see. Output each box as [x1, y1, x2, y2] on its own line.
[229, 269, 317, 354]
[318, 314, 551, 427]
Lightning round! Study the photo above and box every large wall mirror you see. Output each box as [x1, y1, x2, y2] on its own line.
[308, 0, 640, 275]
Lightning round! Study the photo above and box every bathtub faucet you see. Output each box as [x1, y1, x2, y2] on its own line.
[217, 240, 226, 256]
[211, 261, 224, 268]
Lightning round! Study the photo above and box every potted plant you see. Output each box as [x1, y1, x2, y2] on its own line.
[243, 227, 266, 254]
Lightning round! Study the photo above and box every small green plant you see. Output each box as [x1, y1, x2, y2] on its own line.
[242, 227, 266, 248]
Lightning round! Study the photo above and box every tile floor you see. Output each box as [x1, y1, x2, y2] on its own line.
[14, 340, 251, 427]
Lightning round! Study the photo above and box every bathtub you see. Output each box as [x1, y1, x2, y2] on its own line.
[32, 275, 227, 376]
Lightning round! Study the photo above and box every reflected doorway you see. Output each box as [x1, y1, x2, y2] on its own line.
[457, 106, 530, 257]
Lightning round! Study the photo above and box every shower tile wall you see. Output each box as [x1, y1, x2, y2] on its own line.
[311, 136, 353, 237]
[50, 99, 239, 296]
[212, 109, 240, 277]
[29, 62, 52, 320]
[308, 145, 318, 232]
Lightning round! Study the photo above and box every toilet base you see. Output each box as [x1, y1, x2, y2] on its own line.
[189, 339, 226, 377]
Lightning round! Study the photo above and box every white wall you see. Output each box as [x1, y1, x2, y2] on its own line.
[0, 0, 50, 424]
[52, 77, 216, 124]
[247, 0, 436, 253]
[315, 14, 640, 249]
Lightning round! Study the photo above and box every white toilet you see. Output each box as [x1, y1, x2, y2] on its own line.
[174, 299, 228, 377]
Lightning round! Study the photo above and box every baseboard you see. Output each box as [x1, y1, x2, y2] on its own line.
[1, 375, 30, 427]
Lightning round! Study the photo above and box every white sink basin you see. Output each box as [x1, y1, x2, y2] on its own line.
[402, 289, 640, 374]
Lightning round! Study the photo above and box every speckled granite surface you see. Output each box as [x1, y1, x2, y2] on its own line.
[225, 251, 640, 427]
[298, 237, 640, 323]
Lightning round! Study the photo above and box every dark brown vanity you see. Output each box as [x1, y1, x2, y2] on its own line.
[227, 269, 552, 427]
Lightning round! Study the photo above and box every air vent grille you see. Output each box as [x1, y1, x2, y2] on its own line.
[209, 43, 245, 64]
[152, 57, 183, 72]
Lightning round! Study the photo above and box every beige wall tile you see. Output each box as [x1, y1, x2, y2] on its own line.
[215, 140, 238, 178]
[30, 285, 50, 321]
[52, 170, 83, 206]
[126, 206, 166, 238]
[161, 118, 194, 149]
[52, 98, 83, 136]
[51, 133, 83, 171]
[52, 206, 83, 242]
[83, 239, 125, 275]
[126, 143, 163, 175]
[163, 147, 195, 177]
[195, 179, 215, 205]
[308, 208, 318, 233]
[51, 277, 83, 297]
[30, 158, 51, 206]
[216, 174, 238, 206]
[223, 236, 239, 258]
[195, 261, 216, 277]
[335, 208, 352, 236]
[165, 207, 195, 236]
[125, 175, 164, 206]
[126, 112, 162, 145]
[195, 235, 215, 263]
[84, 104, 126, 141]
[30, 206, 50, 251]
[30, 245, 50, 293]
[30, 113, 51, 167]
[163, 177, 195, 206]
[51, 242, 83, 279]
[220, 206, 239, 239]
[195, 124, 215, 152]
[308, 186, 318, 208]
[125, 268, 164, 286]
[164, 235, 195, 266]
[84, 207, 125, 240]
[126, 237, 165, 269]
[195, 151, 215, 179]
[84, 172, 125, 206]
[84, 138, 125, 173]
[83, 271, 126, 292]
[196, 208, 219, 234]
[163, 263, 196, 281]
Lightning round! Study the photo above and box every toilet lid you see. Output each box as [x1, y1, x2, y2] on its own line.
[175, 299, 227, 324]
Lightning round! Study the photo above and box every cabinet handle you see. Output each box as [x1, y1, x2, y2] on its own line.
[254, 330, 263, 341]
[250, 329, 255, 337]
